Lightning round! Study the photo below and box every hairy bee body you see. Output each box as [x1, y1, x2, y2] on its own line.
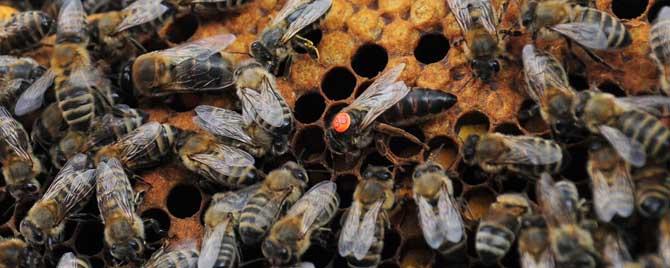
[631, 166, 670, 218]
[570, 6, 631, 49]
[32, 103, 67, 150]
[88, 11, 138, 62]
[616, 110, 670, 163]
[346, 217, 385, 268]
[518, 215, 553, 268]
[144, 248, 199, 268]
[95, 122, 180, 170]
[650, 7, 670, 93]
[188, 0, 254, 13]
[0, 107, 42, 199]
[0, 55, 45, 84]
[587, 140, 634, 222]
[0, 238, 41, 268]
[378, 88, 457, 127]
[550, 225, 598, 268]
[56, 252, 90, 268]
[55, 68, 114, 132]
[476, 194, 531, 265]
[0, 11, 53, 54]
[85, 105, 148, 150]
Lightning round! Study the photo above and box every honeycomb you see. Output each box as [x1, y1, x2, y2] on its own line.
[0, 0, 666, 267]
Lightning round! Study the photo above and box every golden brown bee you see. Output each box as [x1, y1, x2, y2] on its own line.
[651, 7, 670, 95]
[412, 161, 466, 257]
[475, 193, 531, 265]
[95, 158, 146, 262]
[631, 165, 670, 218]
[0, 106, 42, 199]
[0, 11, 54, 54]
[660, 214, 670, 266]
[462, 133, 564, 178]
[518, 215, 554, 268]
[586, 139, 634, 222]
[0, 237, 41, 268]
[20, 153, 96, 247]
[56, 252, 90, 268]
[339, 166, 395, 268]
[572, 91, 670, 167]
[143, 242, 199, 268]
[0, 56, 46, 111]
[122, 34, 236, 97]
[31, 103, 67, 151]
[262, 181, 339, 267]
[447, 0, 505, 82]
[200, 184, 260, 268]
[239, 161, 309, 245]
[250, 0, 332, 76]
[95, 121, 181, 170]
[178, 133, 264, 190]
[88, 11, 139, 63]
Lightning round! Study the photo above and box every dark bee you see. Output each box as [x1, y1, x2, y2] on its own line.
[475, 193, 531, 265]
[0, 11, 54, 54]
[0, 106, 42, 199]
[651, 7, 670, 95]
[250, 0, 332, 76]
[377, 88, 457, 127]
[56, 252, 90, 268]
[31, 103, 67, 151]
[631, 165, 670, 218]
[518, 215, 554, 268]
[0, 56, 46, 111]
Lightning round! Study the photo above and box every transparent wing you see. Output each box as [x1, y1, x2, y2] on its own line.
[116, 0, 169, 33]
[598, 125, 646, 167]
[44, 154, 95, 216]
[280, 0, 332, 44]
[159, 34, 236, 63]
[352, 200, 383, 260]
[118, 122, 162, 162]
[287, 181, 338, 234]
[348, 64, 410, 129]
[616, 96, 670, 116]
[588, 157, 634, 222]
[193, 105, 254, 144]
[210, 183, 261, 212]
[0, 106, 31, 161]
[415, 194, 443, 249]
[95, 158, 135, 225]
[57, 0, 86, 38]
[198, 222, 229, 268]
[14, 69, 55, 116]
[437, 189, 464, 243]
[495, 135, 563, 165]
[237, 75, 287, 128]
[56, 252, 78, 268]
[537, 173, 574, 225]
[190, 144, 255, 177]
[271, 0, 311, 25]
[447, 0, 497, 35]
[602, 235, 631, 268]
[550, 22, 610, 50]
[522, 44, 572, 103]
[338, 201, 362, 257]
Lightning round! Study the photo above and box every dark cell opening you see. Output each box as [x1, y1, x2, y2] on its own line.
[305, 163, 331, 187]
[293, 29, 323, 54]
[599, 81, 627, 97]
[497, 174, 528, 193]
[426, 136, 459, 168]
[80, 195, 100, 216]
[165, 14, 199, 44]
[381, 229, 402, 260]
[293, 126, 326, 162]
[355, 80, 372, 98]
[167, 184, 202, 218]
[323, 102, 349, 125]
[13, 197, 37, 226]
[0, 226, 14, 237]
[466, 227, 478, 258]
[49, 246, 73, 267]
[649, 0, 670, 22]
[75, 222, 105, 255]
[527, 182, 538, 203]
[458, 163, 489, 186]
[452, 178, 464, 198]
[63, 220, 78, 242]
[435, 253, 470, 268]
[352, 44, 389, 78]
[141, 208, 171, 243]
[294, 92, 326, 124]
[335, 174, 358, 208]
[494, 123, 523, 135]
[389, 126, 425, 158]
[612, 0, 648, 19]
[560, 144, 589, 183]
[518, 99, 548, 133]
[415, 33, 450, 64]
[0, 194, 15, 225]
[89, 257, 105, 268]
[463, 187, 496, 221]
[455, 111, 491, 142]
[322, 67, 357, 101]
[165, 94, 200, 112]
[0, 174, 5, 187]
[362, 152, 393, 173]
[569, 74, 589, 91]
[576, 181, 592, 203]
[301, 243, 335, 268]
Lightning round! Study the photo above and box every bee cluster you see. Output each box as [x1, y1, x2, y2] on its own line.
[0, 0, 669, 267]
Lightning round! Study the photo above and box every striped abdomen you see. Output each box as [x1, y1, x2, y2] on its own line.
[55, 77, 97, 131]
[126, 124, 178, 170]
[239, 190, 280, 245]
[251, 89, 293, 136]
[475, 222, 517, 264]
[205, 162, 260, 189]
[145, 249, 199, 268]
[0, 11, 53, 54]
[635, 175, 670, 218]
[617, 110, 670, 163]
[346, 217, 384, 268]
[651, 19, 670, 65]
[572, 6, 632, 49]
[191, 0, 253, 13]
[88, 110, 147, 149]
[213, 231, 239, 267]
[378, 88, 457, 127]
[167, 55, 234, 93]
[508, 140, 565, 177]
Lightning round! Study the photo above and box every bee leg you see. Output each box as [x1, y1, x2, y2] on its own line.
[311, 228, 333, 248]
[518, 103, 540, 122]
[144, 218, 167, 236]
[565, 39, 618, 71]
[374, 123, 429, 150]
[293, 35, 320, 59]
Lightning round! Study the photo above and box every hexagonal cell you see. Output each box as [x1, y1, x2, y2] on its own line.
[352, 43, 389, 78]
[455, 111, 490, 142]
[293, 126, 327, 162]
[301, 243, 335, 268]
[463, 187, 496, 221]
[74, 222, 105, 255]
[88, 257, 104, 268]
[560, 144, 589, 182]
[167, 184, 202, 219]
[495, 174, 528, 194]
[649, 0, 670, 22]
[612, 0, 648, 19]
[322, 67, 357, 101]
[293, 29, 323, 54]
[381, 228, 402, 260]
[335, 174, 358, 209]
[62, 220, 78, 242]
[414, 33, 450, 64]
[517, 100, 548, 133]
[0, 194, 15, 225]
[141, 208, 171, 243]
[458, 162, 489, 186]
[493, 123, 523, 136]
[294, 92, 326, 124]
[425, 136, 459, 168]
[354, 80, 372, 98]
[569, 74, 590, 91]
[165, 14, 199, 44]
[305, 163, 332, 187]
[389, 126, 425, 159]
[598, 81, 627, 97]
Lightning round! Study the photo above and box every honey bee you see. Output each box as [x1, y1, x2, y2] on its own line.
[339, 166, 395, 268]
[0, 11, 54, 54]
[586, 139, 634, 222]
[631, 165, 670, 218]
[180, 0, 253, 14]
[595, 226, 631, 268]
[95, 157, 146, 262]
[462, 133, 564, 178]
[95, 121, 181, 170]
[178, 133, 264, 190]
[447, 0, 506, 82]
[411, 161, 466, 257]
[475, 193, 531, 265]
[31, 103, 67, 151]
[143, 243, 199, 268]
[325, 64, 425, 164]
[518, 215, 554, 268]
[262, 181, 339, 267]
[0, 237, 41, 268]
[572, 91, 670, 167]
[250, 0, 332, 76]
[0, 106, 42, 200]
[650, 7, 670, 95]
[522, 44, 582, 140]
[199, 184, 260, 268]
[376, 88, 458, 127]
[84, 104, 149, 151]
[20, 153, 96, 247]
[0, 56, 46, 111]
[239, 161, 309, 245]
[122, 33, 236, 97]
[56, 252, 90, 268]
[660, 214, 669, 266]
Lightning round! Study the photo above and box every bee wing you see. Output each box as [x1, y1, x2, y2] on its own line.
[616, 96, 670, 116]
[193, 105, 254, 145]
[447, 0, 497, 35]
[415, 194, 443, 249]
[271, 0, 312, 26]
[292, 263, 316, 268]
[198, 222, 230, 268]
[57, 0, 86, 38]
[0, 106, 32, 161]
[348, 64, 410, 129]
[160, 34, 237, 63]
[588, 157, 634, 222]
[44, 154, 96, 216]
[190, 144, 255, 177]
[14, 69, 55, 116]
[438, 189, 465, 243]
[95, 158, 135, 225]
[661, 216, 670, 266]
[237, 76, 289, 128]
[495, 135, 562, 165]
[279, 0, 332, 44]
[598, 125, 646, 167]
[210, 183, 261, 212]
[537, 173, 574, 225]
[56, 252, 79, 268]
[352, 200, 383, 260]
[338, 201, 362, 257]
[118, 122, 162, 162]
[550, 22, 611, 50]
[522, 45, 572, 103]
[115, 0, 170, 33]
[287, 181, 338, 234]
[521, 250, 555, 268]
[603, 234, 632, 267]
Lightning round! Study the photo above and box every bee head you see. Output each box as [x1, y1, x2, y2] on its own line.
[638, 195, 669, 218]
[281, 161, 308, 184]
[470, 58, 500, 83]
[250, 41, 275, 70]
[6, 180, 40, 200]
[412, 163, 443, 179]
[261, 238, 293, 265]
[132, 55, 167, 96]
[363, 166, 392, 181]
[20, 219, 45, 246]
[462, 134, 480, 164]
[119, 60, 136, 97]
[110, 238, 144, 262]
[521, 1, 538, 29]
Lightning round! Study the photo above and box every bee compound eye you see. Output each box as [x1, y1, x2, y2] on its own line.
[331, 113, 351, 133]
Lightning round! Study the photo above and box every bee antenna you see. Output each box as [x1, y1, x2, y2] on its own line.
[239, 257, 266, 267]
[305, 169, 330, 173]
[226, 50, 252, 56]
[427, 143, 446, 162]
